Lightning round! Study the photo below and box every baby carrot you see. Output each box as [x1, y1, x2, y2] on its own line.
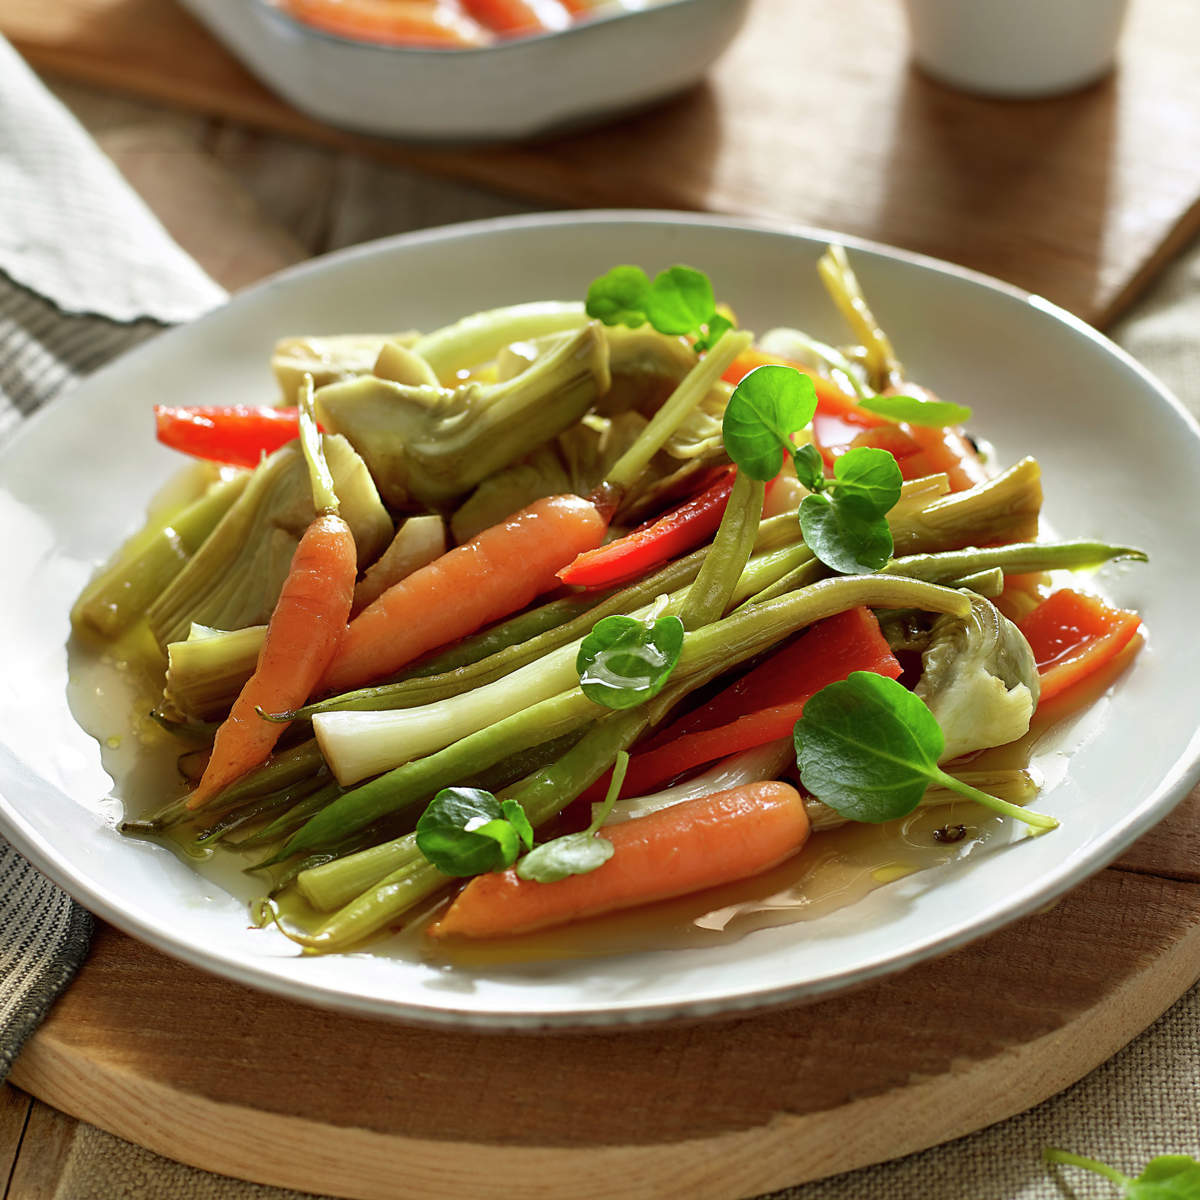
[319, 493, 606, 695]
[187, 513, 357, 809]
[461, 0, 571, 37]
[429, 781, 811, 939]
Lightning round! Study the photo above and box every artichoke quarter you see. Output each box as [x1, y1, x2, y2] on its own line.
[315, 323, 611, 511]
[914, 593, 1040, 762]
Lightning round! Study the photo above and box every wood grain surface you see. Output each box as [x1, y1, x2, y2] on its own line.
[3, 0, 1200, 326]
[10, 787, 1200, 1199]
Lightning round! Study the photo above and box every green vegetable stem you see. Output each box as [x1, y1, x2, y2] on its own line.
[1043, 1148, 1200, 1198]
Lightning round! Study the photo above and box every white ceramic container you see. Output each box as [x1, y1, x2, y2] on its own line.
[176, 0, 751, 141]
[901, 0, 1130, 98]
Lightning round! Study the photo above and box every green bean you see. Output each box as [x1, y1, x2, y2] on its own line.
[225, 781, 343, 851]
[400, 592, 612, 680]
[282, 689, 599, 858]
[678, 473, 765, 629]
[884, 539, 1147, 583]
[190, 738, 327, 816]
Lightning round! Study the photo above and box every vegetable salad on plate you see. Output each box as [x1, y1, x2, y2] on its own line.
[71, 247, 1147, 957]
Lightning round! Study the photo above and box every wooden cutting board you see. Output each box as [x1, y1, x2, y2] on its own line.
[3, 0, 1200, 328]
[11, 787, 1200, 1200]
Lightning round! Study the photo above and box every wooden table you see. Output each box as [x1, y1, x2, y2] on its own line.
[3, 16, 1200, 1193]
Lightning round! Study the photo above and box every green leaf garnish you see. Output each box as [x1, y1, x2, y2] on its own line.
[1044, 1149, 1200, 1198]
[585, 265, 652, 328]
[694, 311, 733, 354]
[722, 365, 819, 482]
[799, 492, 893, 574]
[797, 446, 902, 574]
[794, 672, 1058, 832]
[577, 612, 685, 710]
[793, 442, 825, 492]
[586, 264, 733, 351]
[828, 445, 904, 513]
[517, 751, 629, 883]
[415, 787, 534, 877]
[643, 265, 716, 336]
[859, 393, 972, 427]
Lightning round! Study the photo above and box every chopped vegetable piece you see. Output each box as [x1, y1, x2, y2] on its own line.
[429, 781, 811, 939]
[319, 493, 607, 695]
[1018, 588, 1143, 703]
[585, 607, 901, 800]
[154, 405, 308, 470]
[557, 469, 735, 588]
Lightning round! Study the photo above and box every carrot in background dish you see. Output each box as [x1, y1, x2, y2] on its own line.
[461, 0, 572, 36]
[283, 0, 491, 47]
[429, 781, 811, 939]
[319, 493, 607, 695]
[188, 381, 357, 810]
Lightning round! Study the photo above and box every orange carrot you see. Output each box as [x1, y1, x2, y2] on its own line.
[319, 493, 606, 695]
[429, 781, 810, 939]
[187, 514, 357, 809]
[460, 0, 571, 36]
[283, 0, 490, 47]
[1018, 588, 1143, 703]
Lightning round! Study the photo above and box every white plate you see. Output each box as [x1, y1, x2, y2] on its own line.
[3, 212, 1200, 1031]
[176, 0, 751, 141]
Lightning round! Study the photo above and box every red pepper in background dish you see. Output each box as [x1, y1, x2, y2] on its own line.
[557, 468, 739, 589]
[1019, 589, 1143, 703]
[582, 607, 902, 801]
[154, 405, 311, 470]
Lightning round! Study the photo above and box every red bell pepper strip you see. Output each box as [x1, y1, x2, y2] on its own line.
[1018, 588, 1143, 703]
[557, 469, 738, 589]
[154, 405, 309, 470]
[582, 607, 902, 802]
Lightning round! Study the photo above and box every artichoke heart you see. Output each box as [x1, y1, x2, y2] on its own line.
[272, 332, 418, 399]
[914, 593, 1040, 762]
[316, 323, 611, 510]
[146, 435, 392, 648]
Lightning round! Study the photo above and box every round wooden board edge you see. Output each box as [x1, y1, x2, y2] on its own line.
[11, 911, 1200, 1200]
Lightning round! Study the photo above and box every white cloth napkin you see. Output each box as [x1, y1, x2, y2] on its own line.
[0, 37, 224, 325]
[0, 33, 229, 1078]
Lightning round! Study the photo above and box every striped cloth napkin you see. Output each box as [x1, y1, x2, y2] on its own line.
[0, 35, 223, 1077]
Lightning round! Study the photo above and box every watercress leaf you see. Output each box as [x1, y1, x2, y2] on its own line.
[644, 265, 716, 336]
[586, 265, 652, 328]
[693, 311, 734, 354]
[723, 365, 819, 482]
[831, 446, 903, 515]
[793, 671, 945, 823]
[501, 799, 535, 850]
[416, 787, 523, 876]
[860, 393, 973, 427]
[577, 613, 685, 710]
[1128, 1156, 1200, 1199]
[517, 831, 616, 883]
[799, 491, 894, 574]
[793, 442, 826, 493]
